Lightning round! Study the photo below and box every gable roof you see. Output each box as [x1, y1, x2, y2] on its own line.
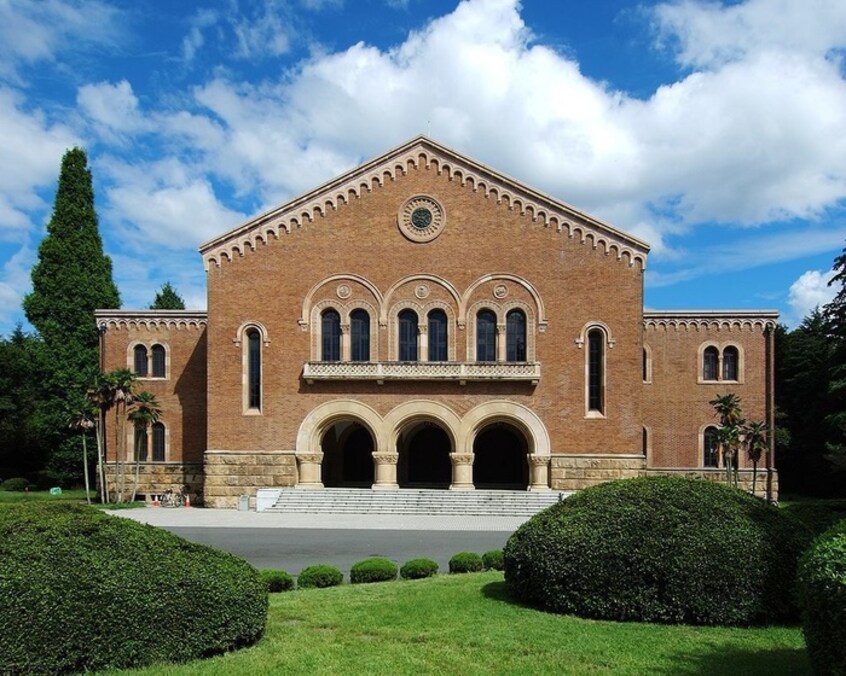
[199, 135, 651, 271]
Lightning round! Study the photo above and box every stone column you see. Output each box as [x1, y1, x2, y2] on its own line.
[449, 453, 475, 490]
[496, 324, 507, 361]
[528, 454, 551, 491]
[340, 323, 351, 361]
[295, 453, 324, 489]
[372, 453, 399, 490]
[418, 324, 429, 362]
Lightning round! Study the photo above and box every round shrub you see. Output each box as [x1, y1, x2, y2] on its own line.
[261, 569, 294, 593]
[400, 558, 439, 580]
[298, 564, 343, 589]
[798, 520, 846, 675]
[504, 476, 811, 626]
[0, 477, 31, 491]
[0, 502, 267, 674]
[350, 557, 398, 584]
[449, 552, 484, 574]
[482, 549, 504, 571]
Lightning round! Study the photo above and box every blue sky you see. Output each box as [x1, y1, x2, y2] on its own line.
[1, 0, 845, 335]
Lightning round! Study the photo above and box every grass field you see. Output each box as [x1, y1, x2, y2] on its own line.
[0, 488, 144, 509]
[112, 571, 810, 676]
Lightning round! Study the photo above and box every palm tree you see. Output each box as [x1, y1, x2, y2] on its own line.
[743, 420, 768, 497]
[128, 391, 162, 503]
[710, 393, 744, 488]
[108, 368, 137, 502]
[68, 406, 96, 504]
[86, 374, 117, 504]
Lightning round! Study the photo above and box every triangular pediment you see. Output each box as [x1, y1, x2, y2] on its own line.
[199, 136, 650, 270]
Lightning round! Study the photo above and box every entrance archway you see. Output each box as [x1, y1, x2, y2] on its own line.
[321, 420, 375, 487]
[397, 421, 452, 488]
[473, 423, 529, 489]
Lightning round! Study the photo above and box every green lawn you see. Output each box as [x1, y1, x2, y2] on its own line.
[0, 488, 144, 509]
[112, 572, 809, 676]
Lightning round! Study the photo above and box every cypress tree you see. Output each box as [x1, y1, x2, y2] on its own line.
[22, 147, 120, 483]
[150, 282, 185, 310]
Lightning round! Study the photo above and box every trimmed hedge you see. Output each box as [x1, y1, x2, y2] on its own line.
[400, 558, 439, 580]
[298, 564, 343, 589]
[482, 549, 504, 571]
[0, 477, 30, 491]
[504, 477, 811, 626]
[0, 502, 267, 674]
[261, 569, 295, 593]
[449, 552, 484, 574]
[798, 520, 846, 675]
[350, 557, 398, 584]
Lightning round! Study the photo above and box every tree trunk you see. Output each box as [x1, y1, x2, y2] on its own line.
[82, 433, 91, 505]
[130, 427, 142, 503]
[751, 459, 758, 496]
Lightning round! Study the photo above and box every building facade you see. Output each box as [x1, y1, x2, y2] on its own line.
[96, 137, 777, 507]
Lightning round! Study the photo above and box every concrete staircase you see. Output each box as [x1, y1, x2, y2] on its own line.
[257, 487, 568, 516]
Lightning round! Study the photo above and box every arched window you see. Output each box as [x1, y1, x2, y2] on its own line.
[134, 422, 148, 461]
[133, 345, 148, 377]
[151, 344, 166, 378]
[428, 309, 448, 362]
[476, 310, 497, 361]
[703, 346, 719, 381]
[350, 309, 370, 362]
[321, 309, 341, 362]
[703, 426, 719, 467]
[398, 310, 418, 361]
[723, 346, 739, 381]
[247, 328, 261, 410]
[588, 328, 605, 414]
[152, 422, 165, 462]
[505, 309, 526, 362]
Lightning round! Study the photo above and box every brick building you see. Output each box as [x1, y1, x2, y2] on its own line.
[96, 137, 777, 506]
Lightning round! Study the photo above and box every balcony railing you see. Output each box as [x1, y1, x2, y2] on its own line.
[303, 361, 541, 385]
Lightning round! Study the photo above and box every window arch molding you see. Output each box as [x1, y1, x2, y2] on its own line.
[697, 341, 745, 384]
[575, 321, 616, 350]
[299, 273, 384, 331]
[584, 325, 608, 418]
[233, 320, 270, 347]
[387, 302, 425, 361]
[460, 274, 547, 332]
[126, 419, 169, 462]
[643, 344, 653, 384]
[235, 321, 268, 415]
[502, 299, 536, 361]
[380, 273, 461, 328]
[421, 300, 457, 361]
[466, 301, 501, 362]
[699, 423, 734, 469]
[344, 303, 377, 362]
[126, 340, 170, 379]
[310, 300, 343, 361]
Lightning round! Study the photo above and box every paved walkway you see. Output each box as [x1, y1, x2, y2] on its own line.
[108, 506, 530, 532]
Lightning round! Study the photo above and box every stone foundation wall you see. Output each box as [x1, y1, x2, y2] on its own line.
[204, 450, 298, 508]
[104, 462, 204, 502]
[645, 467, 778, 501]
[550, 454, 646, 491]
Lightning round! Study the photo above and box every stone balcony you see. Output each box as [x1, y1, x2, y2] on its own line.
[303, 361, 541, 385]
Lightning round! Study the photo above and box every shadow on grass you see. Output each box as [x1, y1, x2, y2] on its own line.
[652, 646, 810, 676]
[481, 580, 543, 612]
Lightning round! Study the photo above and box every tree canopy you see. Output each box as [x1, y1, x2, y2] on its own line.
[150, 282, 185, 310]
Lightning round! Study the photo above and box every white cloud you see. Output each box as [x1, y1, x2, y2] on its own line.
[0, 244, 34, 329]
[77, 80, 149, 138]
[787, 268, 837, 326]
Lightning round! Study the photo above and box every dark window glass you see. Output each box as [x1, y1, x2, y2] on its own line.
[506, 309, 526, 362]
[476, 310, 497, 361]
[398, 310, 418, 361]
[350, 310, 370, 362]
[133, 345, 148, 377]
[134, 422, 147, 461]
[588, 329, 604, 413]
[703, 427, 719, 467]
[321, 310, 341, 362]
[152, 422, 165, 462]
[643, 348, 648, 382]
[428, 310, 448, 362]
[247, 328, 261, 409]
[642, 427, 648, 456]
[151, 344, 166, 378]
[703, 346, 719, 380]
[723, 346, 739, 381]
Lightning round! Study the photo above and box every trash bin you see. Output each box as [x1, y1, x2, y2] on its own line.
[238, 495, 250, 512]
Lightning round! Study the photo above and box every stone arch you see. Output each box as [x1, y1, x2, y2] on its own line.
[461, 273, 547, 331]
[300, 273, 384, 329]
[383, 400, 461, 451]
[296, 400, 385, 458]
[458, 401, 550, 457]
[380, 273, 461, 327]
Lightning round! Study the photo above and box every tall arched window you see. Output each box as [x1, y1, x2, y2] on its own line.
[321, 309, 341, 362]
[350, 309, 370, 362]
[588, 328, 604, 414]
[152, 422, 165, 462]
[134, 422, 148, 461]
[723, 346, 739, 381]
[703, 426, 719, 467]
[398, 310, 418, 361]
[428, 309, 448, 362]
[151, 344, 166, 378]
[133, 345, 148, 377]
[476, 310, 497, 361]
[505, 309, 526, 362]
[703, 346, 719, 381]
[247, 328, 261, 410]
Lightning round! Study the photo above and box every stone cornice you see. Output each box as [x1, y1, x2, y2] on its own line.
[643, 311, 779, 331]
[95, 310, 208, 331]
[199, 135, 650, 272]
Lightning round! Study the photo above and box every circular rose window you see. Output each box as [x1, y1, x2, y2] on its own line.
[398, 195, 445, 243]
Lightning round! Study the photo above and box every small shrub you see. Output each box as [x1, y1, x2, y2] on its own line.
[350, 557, 398, 584]
[0, 478, 30, 491]
[798, 520, 846, 675]
[261, 569, 294, 593]
[298, 564, 343, 589]
[449, 552, 484, 574]
[400, 558, 439, 580]
[504, 476, 811, 626]
[482, 549, 504, 571]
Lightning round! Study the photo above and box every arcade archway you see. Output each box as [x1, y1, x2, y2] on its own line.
[473, 422, 529, 490]
[321, 420, 375, 488]
[397, 421, 452, 489]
